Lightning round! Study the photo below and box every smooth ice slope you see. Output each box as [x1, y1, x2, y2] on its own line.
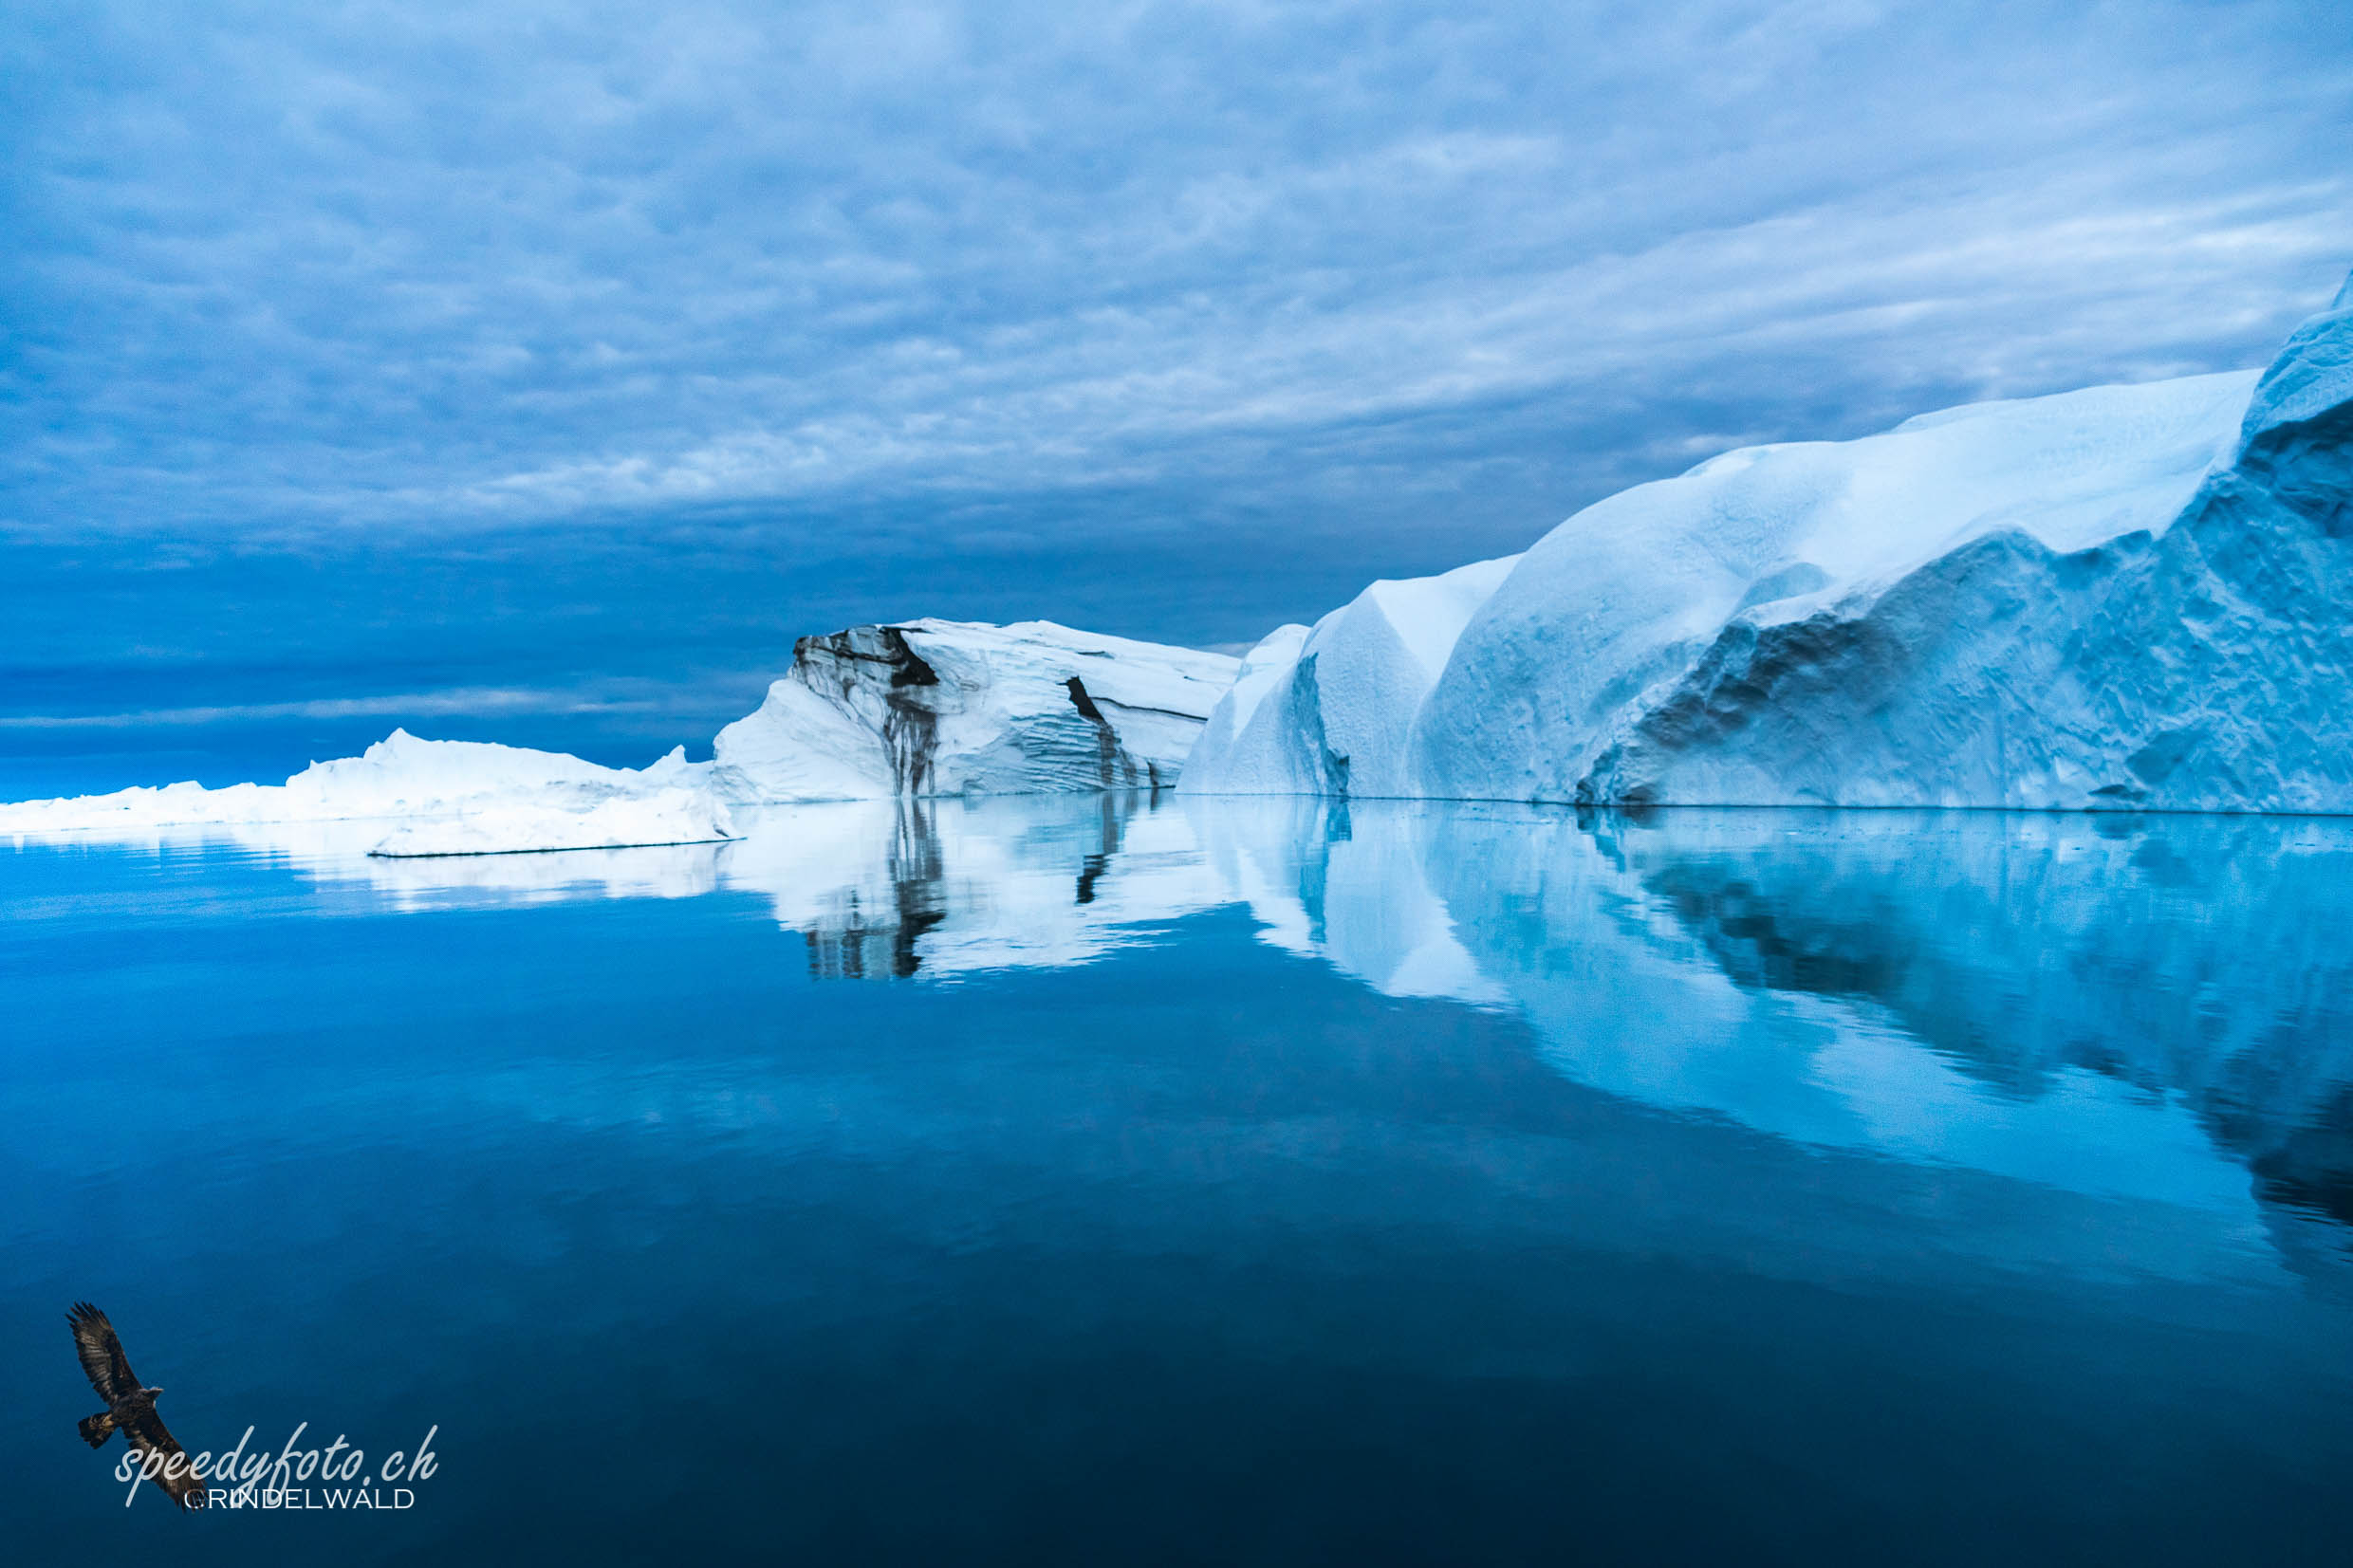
[0, 730, 735, 855]
[1181, 556, 1519, 796]
[1196, 270, 2353, 811]
[713, 618, 1239, 802]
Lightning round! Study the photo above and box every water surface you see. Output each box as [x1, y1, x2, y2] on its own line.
[5, 796, 2350, 1563]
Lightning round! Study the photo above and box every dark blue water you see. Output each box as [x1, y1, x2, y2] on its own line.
[6, 796, 2351, 1564]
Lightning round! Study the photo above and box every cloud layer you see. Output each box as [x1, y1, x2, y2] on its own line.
[9, 0, 2349, 532]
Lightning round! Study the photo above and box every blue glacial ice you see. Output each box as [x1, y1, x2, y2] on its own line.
[1185, 269, 2353, 810]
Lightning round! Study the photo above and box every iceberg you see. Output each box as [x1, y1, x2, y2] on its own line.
[0, 729, 735, 857]
[1187, 269, 2353, 812]
[712, 618, 1239, 802]
[0, 619, 1236, 851]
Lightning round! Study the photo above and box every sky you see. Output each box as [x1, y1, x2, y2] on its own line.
[4, 0, 2350, 793]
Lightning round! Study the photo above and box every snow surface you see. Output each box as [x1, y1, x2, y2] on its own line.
[1187, 269, 2353, 811]
[713, 618, 1239, 802]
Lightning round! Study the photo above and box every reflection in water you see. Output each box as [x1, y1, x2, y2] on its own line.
[1388, 802, 2353, 1278]
[11, 793, 2353, 1564]
[56, 792, 2353, 1265]
[1602, 811, 2353, 1226]
[778, 792, 1179, 979]
[797, 800, 949, 979]
[722, 791, 1230, 979]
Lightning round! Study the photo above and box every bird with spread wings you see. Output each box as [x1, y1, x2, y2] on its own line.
[68, 1301, 208, 1510]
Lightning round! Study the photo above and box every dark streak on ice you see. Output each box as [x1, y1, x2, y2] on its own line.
[1066, 675, 1118, 786]
[792, 625, 945, 796]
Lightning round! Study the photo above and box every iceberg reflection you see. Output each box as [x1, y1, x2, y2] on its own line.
[1191, 798, 2353, 1259]
[107, 790, 2353, 1252]
[721, 793, 1228, 980]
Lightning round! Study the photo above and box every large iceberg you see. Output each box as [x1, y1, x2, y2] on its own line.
[1186, 270, 2353, 811]
[711, 618, 1238, 802]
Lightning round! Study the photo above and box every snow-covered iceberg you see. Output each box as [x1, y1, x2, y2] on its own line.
[712, 618, 1239, 802]
[0, 729, 736, 857]
[1187, 269, 2353, 811]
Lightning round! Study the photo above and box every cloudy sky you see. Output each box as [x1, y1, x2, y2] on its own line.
[4, 0, 2349, 789]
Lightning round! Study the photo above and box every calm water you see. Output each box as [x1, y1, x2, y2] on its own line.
[5, 796, 2351, 1564]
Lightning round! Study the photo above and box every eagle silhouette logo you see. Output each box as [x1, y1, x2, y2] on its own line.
[68, 1302, 207, 1510]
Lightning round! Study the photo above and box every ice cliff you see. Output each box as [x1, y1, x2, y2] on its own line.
[1185, 270, 2353, 810]
[710, 618, 1237, 802]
